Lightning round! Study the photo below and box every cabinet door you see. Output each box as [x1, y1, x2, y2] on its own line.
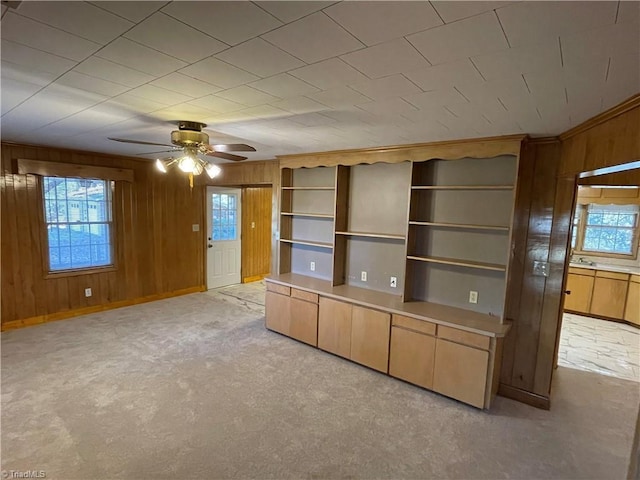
[433, 339, 489, 409]
[265, 291, 290, 335]
[289, 298, 318, 346]
[624, 278, 639, 326]
[590, 277, 628, 319]
[350, 306, 391, 373]
[318, 297, 352, 358]
[389, 326, 436, 389]
[564, 273, 594, 313]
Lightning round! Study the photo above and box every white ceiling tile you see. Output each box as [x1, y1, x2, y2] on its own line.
[307, 86, 372, 108]
[151, 73, 222, 98]
[34, 107, 135, 137]
[497, 1, 618, 48]
[216, 86, 280, 107]
[404, 59, 484, 91]
[403, 88, 469, 110]
[430, 2, 513, 23]
[1, 77, 42, 114]
[407, 12, 508, 65]
[1, 60, 57, 87]
[55, 71, 130, 97]
[1, 39, 78, 76]
[471, 39, 562, 81]
[127, 85, 194, 106]
[349, 74, 422, 101]
[108, 93, 167, 114]
[233, 105, 288, 121]
[269, 96, 328, 114]
[289, 112, 336, 127]
[152, 104, 216, 123]
[341, 38, 430, 79]
[289, 58, 370, 90]
[250, 74, 319, 98]
[255, 1, 333, 23]
[1, 12, 101, 61]
[325, 1, 442, 46]
[74, 57, 155, 88]
[96, 38, 187, 77]
[356, 97, 418, 116]
[561, 20, 640, 69]
[262, 12, 363, 64]
[216, 38, 304, 77]
[161, 1, 282, 46]
[90, 1, 166, 22]
[188, 95, 246, 114]
[124, 12, 227, 63]
[14, 1, 133, 44]
[179, 58, 259, 89]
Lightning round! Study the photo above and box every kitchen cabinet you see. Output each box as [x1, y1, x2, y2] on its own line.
[624, 275, 639, 326]
[389, 315, 436, 389]
[564, 268, 595, 313]
[266, 285, 319, 346]
[590, 271, 629, 319]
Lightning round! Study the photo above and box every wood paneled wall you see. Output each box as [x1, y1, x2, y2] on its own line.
[241, 186, 272, 282]
[499, 95, 640, 407]
[1, 143, 278, 328]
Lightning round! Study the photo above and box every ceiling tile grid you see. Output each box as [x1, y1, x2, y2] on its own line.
[0, 1, 638, 161]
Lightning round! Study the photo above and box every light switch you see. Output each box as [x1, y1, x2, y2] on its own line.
[192, 224, 200, 232]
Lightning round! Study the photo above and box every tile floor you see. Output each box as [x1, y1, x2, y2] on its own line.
[558, 312, 640, 382]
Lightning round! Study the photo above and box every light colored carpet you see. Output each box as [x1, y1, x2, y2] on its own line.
[2, 283, 639, 480]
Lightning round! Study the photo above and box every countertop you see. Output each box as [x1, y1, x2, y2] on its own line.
[569, 263, 640, 275]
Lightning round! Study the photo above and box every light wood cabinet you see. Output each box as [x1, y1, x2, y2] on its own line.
[564, 272, 594, 313]
[624, 275, 640, 326]
[433, 339, 489, 409]
[590, 272, 629, 319]
[350, 306, 391, 373]
[265, 291, 290, 335]
[289, 297, 318, 346]
[389, 324, 436, 389]
[318, 297, 352, 358]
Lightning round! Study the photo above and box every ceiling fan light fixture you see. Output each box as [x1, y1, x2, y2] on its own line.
[155, 158, 167, 173]
[205, 163, 221, 179]
[178, 154, 197, 173]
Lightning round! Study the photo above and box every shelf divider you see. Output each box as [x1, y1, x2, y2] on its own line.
[408, 221, 509, 232]
[407, 255, 506, 272]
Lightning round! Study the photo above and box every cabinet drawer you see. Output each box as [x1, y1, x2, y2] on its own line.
[389, 326, 436, 389]
[291, 288, 318, 303]
[392, 314, 436, 336]
[631, 274, 640, 284]
[266, 282, 290, 296]
[568, 267, 595, 276]
[438, 325, 490, 350]
[596, 270, 629, 281]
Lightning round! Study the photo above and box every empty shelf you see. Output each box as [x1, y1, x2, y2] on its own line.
[409, 221, 509, 232]
[280, 238, 333, 249]
[335, 231, 406, 240]
[281, 212, 334, 219]
[407, 255, 506, 272]
[411, 185, 513, 190]
[281, 186, 335, 190]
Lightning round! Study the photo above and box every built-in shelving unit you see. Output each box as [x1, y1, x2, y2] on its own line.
[411, 185, 514, 190]
[408, 221, 509, 232]
[281, 212, 334, 219]
[335, 231, 406, 240]
[406, 255, 507, 272]
[280, 239, 334, 249]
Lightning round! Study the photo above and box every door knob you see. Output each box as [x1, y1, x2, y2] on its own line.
[208, 244, 213, 248]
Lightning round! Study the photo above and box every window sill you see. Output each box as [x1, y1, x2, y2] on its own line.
[573, 250, 638, 261]
[45, 266, 116, 279]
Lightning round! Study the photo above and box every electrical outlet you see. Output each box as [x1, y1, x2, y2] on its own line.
[310, 261, 315, 271]
[390, 276, 397, 288]
[361, 271, 367, 282]
[469, 291, 478, 304]
[192, 224, 200, 232]
[85, 288, 92, 298]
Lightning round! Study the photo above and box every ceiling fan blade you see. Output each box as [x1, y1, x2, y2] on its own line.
[134, 149, 180, 156]
[210, 143, 256, 152]
[205, 151, 247, 162]
[109, 137, 176, 148]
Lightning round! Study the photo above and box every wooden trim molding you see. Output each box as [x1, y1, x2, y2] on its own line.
[1, 286, 205, 331]
[498, 383, 551, 410]
[277, 134, 526, 169]
[560, 94, 640, 140]
[17, 158, 134, 182]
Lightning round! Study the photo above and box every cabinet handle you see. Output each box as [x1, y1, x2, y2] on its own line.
[564, 290, 571, 295]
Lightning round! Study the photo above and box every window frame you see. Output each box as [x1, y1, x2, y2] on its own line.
[572, 202, 640, 260]
[40, 176, 118, 278]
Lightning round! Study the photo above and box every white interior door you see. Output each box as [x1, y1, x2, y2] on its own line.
[206, 187, 242, 289]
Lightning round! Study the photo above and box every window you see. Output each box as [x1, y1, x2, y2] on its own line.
[43, 177, 114, 272]
[573, 203, 639, 257]
[211, 192, 238, 241]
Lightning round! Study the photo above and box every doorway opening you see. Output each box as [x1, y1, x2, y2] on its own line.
[558, 166, 639, 382]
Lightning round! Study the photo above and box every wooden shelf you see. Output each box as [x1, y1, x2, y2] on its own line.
[407, 255, 506, 272]
[281, 212, 334, 219]
[409, 221, 509, 232]
[281, 186, 335, 190]
[280, 238, 333, 249]
[335, 231, 406, 241]
[411, 185, 513, 190]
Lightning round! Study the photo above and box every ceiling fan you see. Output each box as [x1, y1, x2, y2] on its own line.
[108, 121, 256, 180]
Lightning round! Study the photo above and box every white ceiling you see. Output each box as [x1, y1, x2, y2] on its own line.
[1, 1, 638, 162]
